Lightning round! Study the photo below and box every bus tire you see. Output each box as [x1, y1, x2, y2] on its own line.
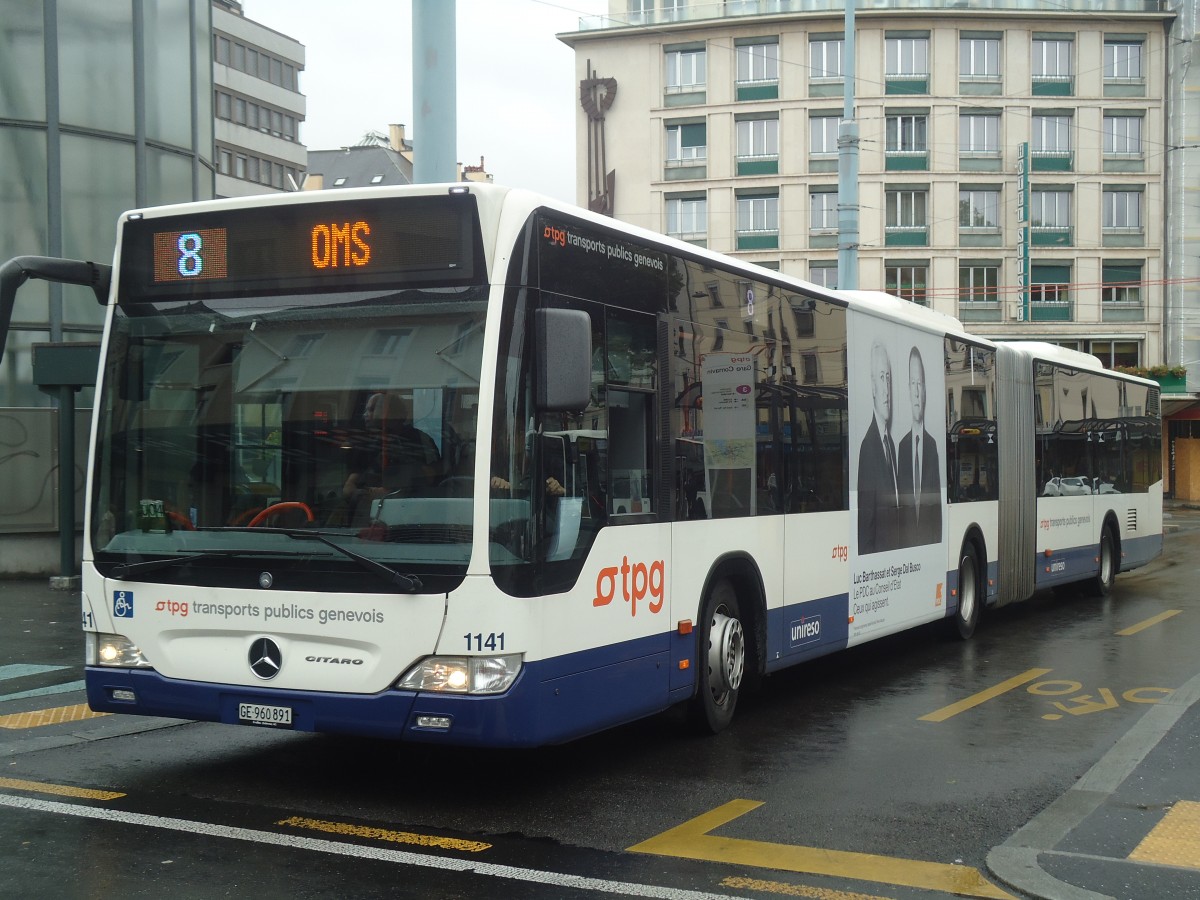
[689, 578, 744, 734]
[949, 543, 981, 640]
[1089, 527, 1117, 597]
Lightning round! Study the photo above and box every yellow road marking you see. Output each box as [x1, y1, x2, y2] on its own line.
[277, 815, 491, 853]
[629, 800, 1013, 899]
[1129, 800, 1200, 869]
[722, 875, 893, 899]
[1116, 610, 1182, 636]
[0, 776, 124, 801]
[919, 668, 1053, 723]
[0, 704, 110, 729]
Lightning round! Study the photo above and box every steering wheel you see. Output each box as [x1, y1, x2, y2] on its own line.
[247, 501, 315, 528]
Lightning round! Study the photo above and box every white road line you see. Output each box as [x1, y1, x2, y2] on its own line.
[0, 793, 746, 900]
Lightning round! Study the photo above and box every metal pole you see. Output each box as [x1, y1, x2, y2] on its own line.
[836, 0, 859, 290]
[57, 385, 76, 581]
[413, 0, 457, 184]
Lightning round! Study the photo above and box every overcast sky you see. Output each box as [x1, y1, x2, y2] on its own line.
[241, 0, 609, 203]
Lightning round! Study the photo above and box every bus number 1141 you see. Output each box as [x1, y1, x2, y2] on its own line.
[464, 633, 505, 652]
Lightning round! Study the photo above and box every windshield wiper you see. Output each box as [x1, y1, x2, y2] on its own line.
[206, 527, 424, 592]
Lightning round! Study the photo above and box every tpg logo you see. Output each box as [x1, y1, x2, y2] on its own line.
[789, 615, 822, 648]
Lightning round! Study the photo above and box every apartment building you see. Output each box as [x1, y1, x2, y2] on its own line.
[212, 0, 306, 196]
[561, 0, 1171, 373]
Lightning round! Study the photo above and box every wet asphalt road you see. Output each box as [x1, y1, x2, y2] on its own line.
[1, 512, 1198, 898]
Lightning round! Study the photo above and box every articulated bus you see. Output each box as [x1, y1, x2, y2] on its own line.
[0, 184, 1162, 746]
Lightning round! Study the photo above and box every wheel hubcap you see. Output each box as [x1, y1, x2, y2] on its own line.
[960, 558, 976, 623]
[707, 610, 745, 696]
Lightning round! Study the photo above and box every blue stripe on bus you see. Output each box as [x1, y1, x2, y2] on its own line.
[1033, 533, 1161, 591]
[765, 593, 849, 672]
[85, 632, 682, 748]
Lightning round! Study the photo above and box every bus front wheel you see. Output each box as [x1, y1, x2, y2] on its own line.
[689, 578, 744, 734]
[949, 544, 981, 640]
[1089, 527, 1117, 597]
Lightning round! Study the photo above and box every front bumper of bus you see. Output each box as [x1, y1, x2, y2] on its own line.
[84, 633, 678, 747]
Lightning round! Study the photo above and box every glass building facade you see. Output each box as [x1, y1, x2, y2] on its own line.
[0, 0, 214, 564]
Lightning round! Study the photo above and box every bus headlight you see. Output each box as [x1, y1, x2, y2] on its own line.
[86, 632, 153, 668]
[397, 655, 522, 695]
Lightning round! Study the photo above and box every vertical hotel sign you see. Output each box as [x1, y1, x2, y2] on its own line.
[700, 353, 757, 516]
[1016, 142, 1030, 322]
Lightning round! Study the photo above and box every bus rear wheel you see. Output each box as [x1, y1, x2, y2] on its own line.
[1089, 527, 1117, 597]
[949, 544, 981, 640]
[689, 579, 744, 734]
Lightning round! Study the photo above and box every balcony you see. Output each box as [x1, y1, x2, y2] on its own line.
[1032, 76, 1073, 97]
[1031, 151, 1073, 172]
[885, 151, 928, 171]
[884, 226, 928, 247]
[736, 154, 779, 176]
[1030, 301, 1073, 322]
[737, 230, 780, 250]
[736, 80, 779, 101]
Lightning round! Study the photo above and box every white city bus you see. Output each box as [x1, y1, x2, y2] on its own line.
[0, 184, 1162, 746]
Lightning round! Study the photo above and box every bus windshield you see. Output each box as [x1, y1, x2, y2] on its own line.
[91, 284, 485, 591]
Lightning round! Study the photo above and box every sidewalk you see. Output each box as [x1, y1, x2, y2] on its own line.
[989, 501, 1200, 898]
[988, 670, 1200, 899]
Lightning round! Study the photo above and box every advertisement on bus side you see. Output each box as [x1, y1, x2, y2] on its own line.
[847, 311, 947, 643]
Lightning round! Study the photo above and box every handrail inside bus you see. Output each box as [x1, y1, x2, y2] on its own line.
[0, 255, 112, 366]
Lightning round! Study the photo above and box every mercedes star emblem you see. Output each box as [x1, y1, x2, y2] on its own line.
[248, 637, 282, 680]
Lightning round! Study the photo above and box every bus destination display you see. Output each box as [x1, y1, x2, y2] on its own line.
[121, 195, 482, 301]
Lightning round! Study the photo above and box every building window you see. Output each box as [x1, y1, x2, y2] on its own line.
[736, 194, 779, 249]
[959, 264, 998, 303]
[666, 48, 706, 92]
[628, 0, 653, 25]
[1104, 40, 1143, 80]
[886, 190, 928, 229]
[809, 114, 843, 156]
[1103, 189, 1142, 229]
[886, 114, 927, 153]
[1103, 114, 1142, 156]
[1102, 262, 1142, 304]
[332, 176, 347, 186]
[1030, 264, 1070, 305]
[1033, 38, 1073, 94]
[1088, 340, 1140, 369]
[886, 37, 928, 76]
[886, 264, 928, 306]
[218, 149, 232, 175]
[736, 41, 778, 85]
[666, 122, 707, 166]
[960, 189, 1000, 228]
[809, 264, 837, 290]
[736, 118, 776, 157]
[960, 38, 999, 79]
[737, 195, 778, 232]
[886, 113, 928, 170]
[810, 191, 837, 232]
[1032, 114, 1072, 169]
[235, 155, 247, 179]
[666, 196, 707, 241]
[960, 114, 999, 154]
[370, 174, 384, 184]
[810, 38, 844, 80]
[216, 91, 231, 120]
[215, 35, 230, 65]
[736, 118, 778, 174]
[1031, 190, 1070, 228]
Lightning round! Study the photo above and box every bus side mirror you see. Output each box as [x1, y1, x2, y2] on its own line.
[535, 308, 591, 411]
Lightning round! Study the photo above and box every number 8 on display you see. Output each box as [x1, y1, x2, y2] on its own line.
[177, 232, 203, 277]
